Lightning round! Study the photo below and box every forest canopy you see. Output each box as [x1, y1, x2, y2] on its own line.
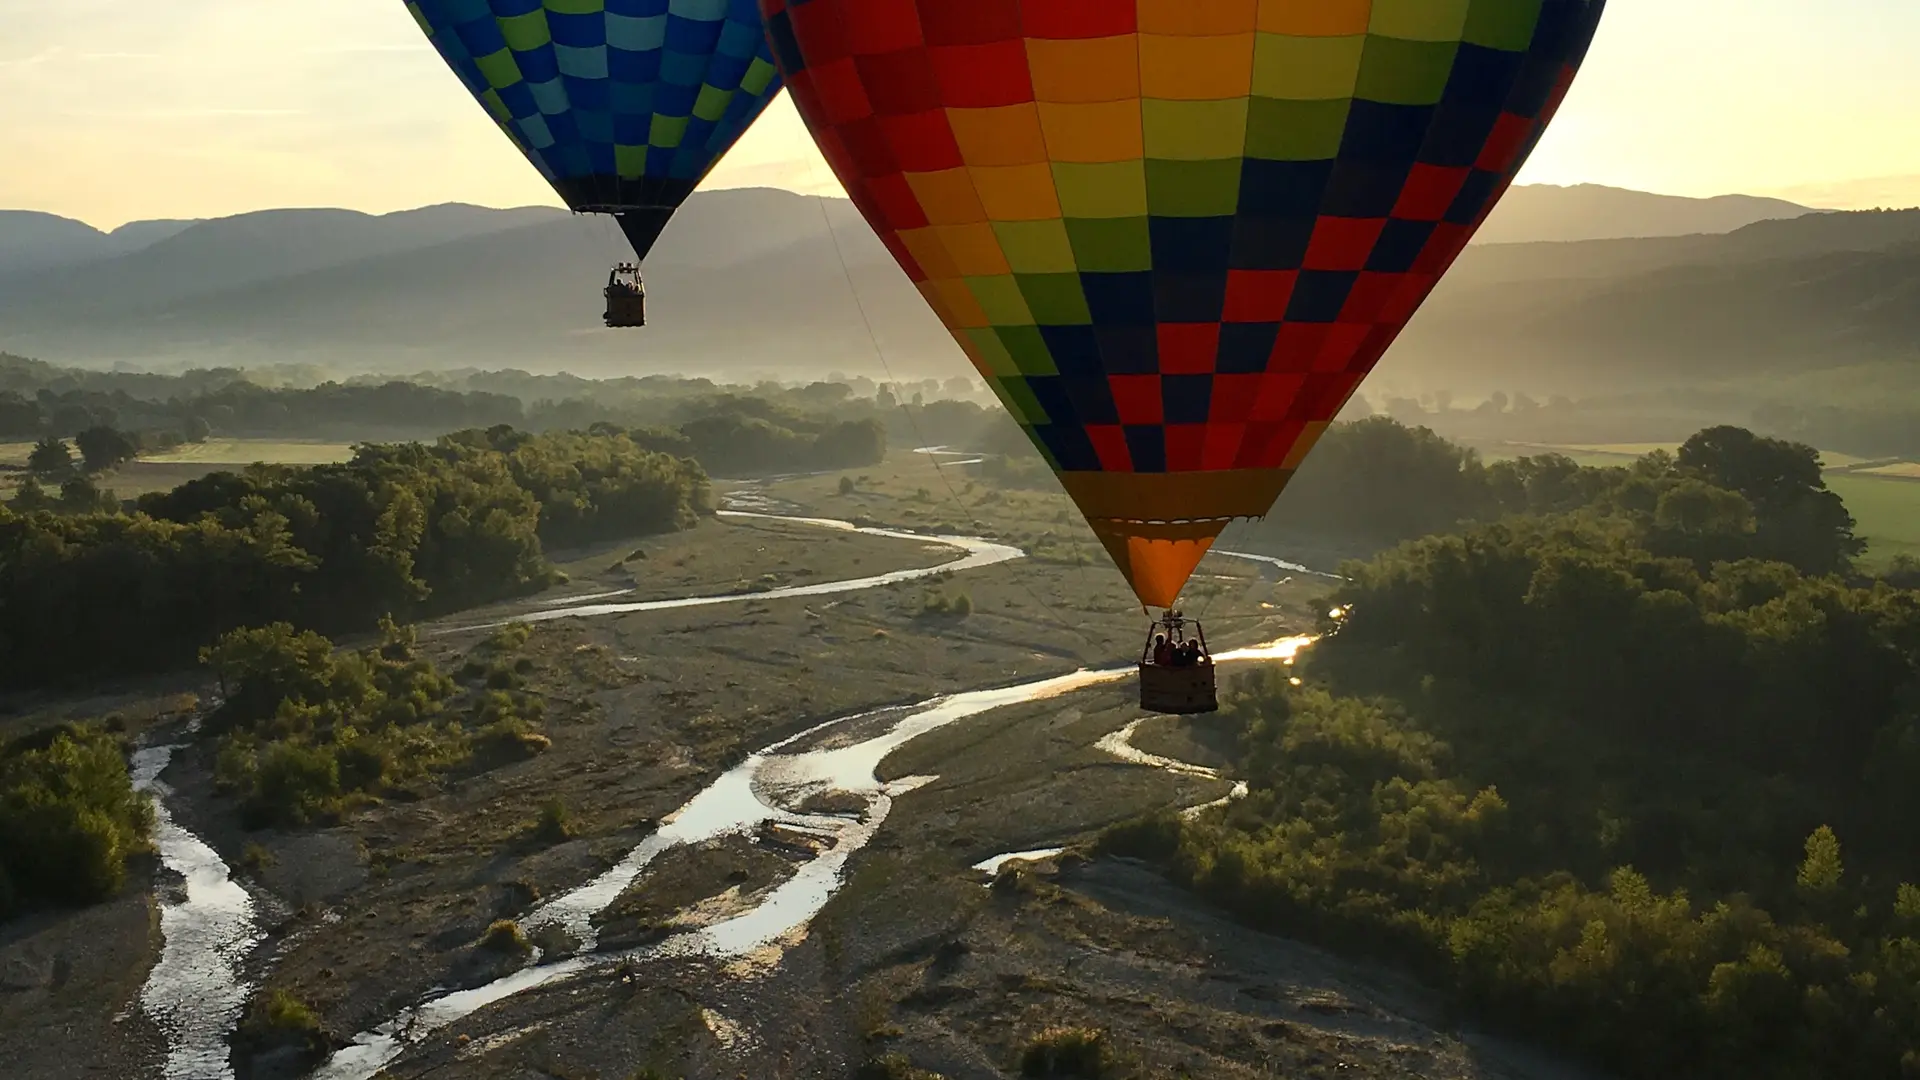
[0, 427, 710, 691]
[1106, 425, 1918, 1079]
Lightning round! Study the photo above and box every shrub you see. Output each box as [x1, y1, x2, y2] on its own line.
[0, 727, 153, 916]
[915, 590, 972, 618]
[249, 741, 340, 827]
[477, 717, 551, 760]
[536, 798, 575, 843]
[254, 989, 320, 1035]
[483, 623, 532, 654]
[480, 919, 532, 954]
[238, 988, 326, 1058]
[1019, 1027, 1107, 1078]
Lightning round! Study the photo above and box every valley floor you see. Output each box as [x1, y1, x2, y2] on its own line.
[0, 455, 1596, 1080]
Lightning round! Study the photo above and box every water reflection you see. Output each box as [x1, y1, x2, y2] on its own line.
[312, 642, 1314, 1078]
[451, 511, 1023, 632]
[133, 742, 263, 1080]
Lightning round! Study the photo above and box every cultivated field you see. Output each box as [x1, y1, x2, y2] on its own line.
[0, 438, 358, 499]
[138, 439, 357, 465]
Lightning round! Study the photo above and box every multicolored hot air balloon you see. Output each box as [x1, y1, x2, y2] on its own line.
[407, 0, 787, 325]
[759, 0, 1605, 611]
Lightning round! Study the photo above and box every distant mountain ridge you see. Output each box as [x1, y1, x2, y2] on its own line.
[0, 185, 1909, 391]
[1469, 183, 1813, 245]
[0, 211, 200, 276]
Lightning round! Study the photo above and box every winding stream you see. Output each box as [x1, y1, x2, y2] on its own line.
[448, 510, 1022, 632]
[131, 738, 263, 1080]
[312, 638, 1309, 1079]
[131, 506, 1315, 1080]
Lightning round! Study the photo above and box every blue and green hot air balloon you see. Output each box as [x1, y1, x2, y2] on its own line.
[407, 0, 784, 325]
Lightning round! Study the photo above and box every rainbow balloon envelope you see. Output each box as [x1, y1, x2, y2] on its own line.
[759, 0, 1605, 608]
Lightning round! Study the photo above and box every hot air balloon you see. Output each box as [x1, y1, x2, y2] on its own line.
[759, 0, 1605, 710]
[407, 0, 787, 327]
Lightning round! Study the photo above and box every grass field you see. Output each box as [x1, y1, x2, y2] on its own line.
[0, 438, 360, 500]
[1827, 474, 1920, 567]
[1482, 440, 1874, 471]
[0, 438, 355, 469]
[1462, 440, 1920, 569]
[1857, 462, 1920, 480]
[140, 439, 356, 465]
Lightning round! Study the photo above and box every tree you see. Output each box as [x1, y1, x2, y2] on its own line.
[1264, 417, 1490, 545]
[201, 624, 339, 728]
[1677, 426, 1863, 574]
[58, 476, 117, 514]
[1797, 826, 1844, 895]
[183, 415, 212, 443]
[26, 437, 72, 477]
[7, 477, 55, 513]
[0, 727, 153, 916]
[74, 426, 138, 473]
[1649, 479, 1757, 564]
[1895, 883, 1920, 924]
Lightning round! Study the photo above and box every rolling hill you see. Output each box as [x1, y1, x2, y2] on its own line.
[1468, 184, 1811, 245]
[0, 186, 1911, 391]
[0, 211, 200, 276]
[1395, 209, 1920, 392]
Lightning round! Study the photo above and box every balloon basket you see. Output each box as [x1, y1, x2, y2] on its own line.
[1139, 611, 1217, 715]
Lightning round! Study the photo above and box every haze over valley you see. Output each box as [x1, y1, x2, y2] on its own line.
[9, 183, 1911, 405]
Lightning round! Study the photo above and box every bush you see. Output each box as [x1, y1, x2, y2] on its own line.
[250, 741, 340, 827]
[238, 988, 326, 1058]
[0, 727, 152, 918]
[252, 989, 320, 1035]
[203, 623, 499, 829]
[916, 590, 972, 618]
[477, 717, 551, 761]
[535, 798, 575, 843]
[483, 623, 532, 654]
[1019, 1027, 1108, 1078]
[480, 919, 532, 954]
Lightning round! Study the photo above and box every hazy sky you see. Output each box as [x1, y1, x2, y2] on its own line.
[4, 0, 1916, 229]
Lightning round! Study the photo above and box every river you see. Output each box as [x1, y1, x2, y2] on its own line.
[131, 508, 1313, 1080]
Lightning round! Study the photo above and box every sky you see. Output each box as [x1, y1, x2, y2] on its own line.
[3, 0, 1917, 229]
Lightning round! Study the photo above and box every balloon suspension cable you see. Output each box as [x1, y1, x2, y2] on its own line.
[802, 153, 1101, 656]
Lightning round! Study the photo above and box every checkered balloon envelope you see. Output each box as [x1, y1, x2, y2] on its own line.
[760, 0, 1606, 609]
[407, 0, 787, 259]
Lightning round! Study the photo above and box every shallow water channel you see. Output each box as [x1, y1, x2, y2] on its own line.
[312, 636, 1309, 1079]
[131, 508, 1313, 1079]
[132, 736, 264, 1080]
